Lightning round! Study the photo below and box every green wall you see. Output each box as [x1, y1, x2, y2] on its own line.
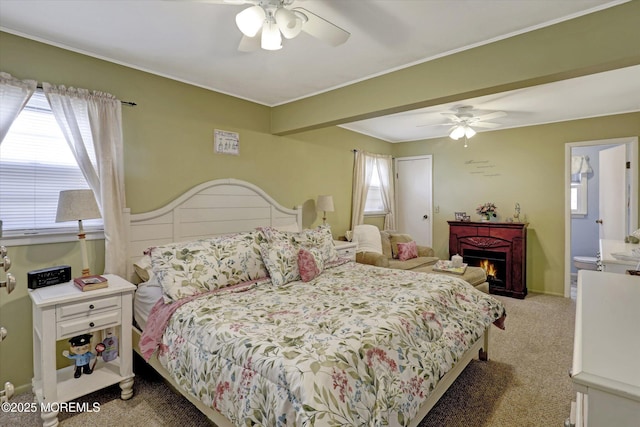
[0, 32, 390, 392]
[392, 113, 640, 295]
[1, 3, 639, 394]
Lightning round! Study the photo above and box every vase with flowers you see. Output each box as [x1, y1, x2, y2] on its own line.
[477, 202, 497, 222]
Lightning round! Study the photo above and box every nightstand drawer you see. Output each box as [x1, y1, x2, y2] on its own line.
[57, 309, 121, 339]
[56, 295, 121, 320]
[338, 246, 356, 260]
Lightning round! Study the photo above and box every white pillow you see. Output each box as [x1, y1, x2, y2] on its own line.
[352, 224, 382, 254]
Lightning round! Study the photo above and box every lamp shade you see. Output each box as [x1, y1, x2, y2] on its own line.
[464, 125, 476, 138]
[316, 195, 334, 213]
[261, 19, 283, 50]
[236, 5, 266, 38]
[449, 125, 465, 140]
[275, 7, 303, 39]
[55, 189, 101, 222]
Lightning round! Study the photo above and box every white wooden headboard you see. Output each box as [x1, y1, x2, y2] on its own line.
[123, 178, 302, 282]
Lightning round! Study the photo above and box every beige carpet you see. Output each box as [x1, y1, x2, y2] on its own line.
[5, 293, 575, 427]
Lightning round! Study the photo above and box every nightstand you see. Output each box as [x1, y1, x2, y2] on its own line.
[334, 240, 357, 261]
[29, 274, 135, 426]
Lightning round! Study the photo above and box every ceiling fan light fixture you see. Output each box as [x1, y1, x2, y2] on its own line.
[449, 125, 465, 140]
[236, 5, 266, 38]
[261, 20, 282, 50]
[464, 125, 476, 138]
[275, 7, 303, 39]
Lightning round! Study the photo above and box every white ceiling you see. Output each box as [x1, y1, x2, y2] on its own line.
[1, 0, 637, 142]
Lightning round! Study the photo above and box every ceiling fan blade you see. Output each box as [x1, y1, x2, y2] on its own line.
[441, 113, 464, 123]
[238, 34, 260, 52]
[168, 0, 256, 3]
[292, 7, 350, 46]
[416, 122, 453, 128]
[474, 111, 507, 121]
[472, 121, 502, 129]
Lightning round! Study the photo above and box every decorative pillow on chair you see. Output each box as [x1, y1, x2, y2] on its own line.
[298, 247, 325, 282]
[397, 241, 419, 261]
[389, 233, 414, 259]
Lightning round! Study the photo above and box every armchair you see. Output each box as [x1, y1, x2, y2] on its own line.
[350, 225, 489, 292]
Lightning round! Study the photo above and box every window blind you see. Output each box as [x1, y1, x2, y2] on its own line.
[0, 91, 103, 235]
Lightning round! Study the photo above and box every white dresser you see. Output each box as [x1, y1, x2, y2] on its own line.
[599, 239, 639, 274]
[569, 270, 640, 427]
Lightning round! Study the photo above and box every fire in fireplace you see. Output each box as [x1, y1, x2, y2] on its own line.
[463, 249, 507, 290]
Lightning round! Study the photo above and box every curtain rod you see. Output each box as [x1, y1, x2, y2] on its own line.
[36, 84, 137, 107]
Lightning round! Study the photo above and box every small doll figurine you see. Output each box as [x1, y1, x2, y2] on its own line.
[63, 334, 95, 378]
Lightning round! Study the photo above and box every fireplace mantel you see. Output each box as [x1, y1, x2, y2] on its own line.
[448, 221, 527, 299]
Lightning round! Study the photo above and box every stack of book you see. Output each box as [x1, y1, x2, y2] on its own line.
[74, 275, 109, 291]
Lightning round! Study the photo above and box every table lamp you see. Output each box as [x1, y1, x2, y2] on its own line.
[316, 195, 334, 226]
[56, 189, 101, 277]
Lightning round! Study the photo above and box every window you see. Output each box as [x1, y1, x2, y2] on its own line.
[364, 159, 387, 215]
[571, 173, 588, 216]
[0, 90, 103, 243]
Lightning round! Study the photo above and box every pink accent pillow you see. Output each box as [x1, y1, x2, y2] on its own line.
[397, 241, 418, 261]
[297, 248, 324, 282]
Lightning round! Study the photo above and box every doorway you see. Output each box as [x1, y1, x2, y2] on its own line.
[564, 137, 639, 297]
[394, 155, 433, 246]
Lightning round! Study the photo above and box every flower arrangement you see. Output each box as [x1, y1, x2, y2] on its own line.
[476, 202, 497, 220]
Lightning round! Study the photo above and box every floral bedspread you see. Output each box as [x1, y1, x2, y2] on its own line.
[155, 262, 506, 426]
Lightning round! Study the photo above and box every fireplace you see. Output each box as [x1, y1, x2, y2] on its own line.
[448, 221, 527, 299]
[464, 249, 507, 290]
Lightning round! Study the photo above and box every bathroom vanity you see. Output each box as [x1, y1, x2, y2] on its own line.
[599, 239, 639, 274]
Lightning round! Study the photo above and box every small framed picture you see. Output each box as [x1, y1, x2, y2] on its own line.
[455, 212, 466, 221]
[464, 215, 471, 221]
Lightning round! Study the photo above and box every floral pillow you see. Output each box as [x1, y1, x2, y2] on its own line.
[260, 225, 339, 265]
[298, 247, 324, 282]
[397, 240, 418, 261]
[259, 241, 300, 287]
[149, 231, 269, 303]
[201, 230, 270, 285]
[149, 239, 222, 303]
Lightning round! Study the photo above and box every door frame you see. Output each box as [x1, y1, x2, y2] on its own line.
[394, 155, 433, 246]
[564, 136, 638, 297]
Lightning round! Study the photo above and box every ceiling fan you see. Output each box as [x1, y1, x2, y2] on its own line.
[419, 105, 507, 143]
[182, 0, 350, 51]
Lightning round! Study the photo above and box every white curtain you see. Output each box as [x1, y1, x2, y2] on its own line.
[0, 72, 37, 143]
[376, 154, 396, 230]
[43, 83, 127, 277]
[351, 151, 396, 230]
[351, 151, 374, 228]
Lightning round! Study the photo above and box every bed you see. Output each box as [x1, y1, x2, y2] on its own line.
[125, 178, 506, 427]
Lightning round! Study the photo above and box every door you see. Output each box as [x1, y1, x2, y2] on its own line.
[394, 156, 433, 246]
[598, 145, 626, 240]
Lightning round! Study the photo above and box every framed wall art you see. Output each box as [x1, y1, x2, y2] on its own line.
[214, 129, 240, 155]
